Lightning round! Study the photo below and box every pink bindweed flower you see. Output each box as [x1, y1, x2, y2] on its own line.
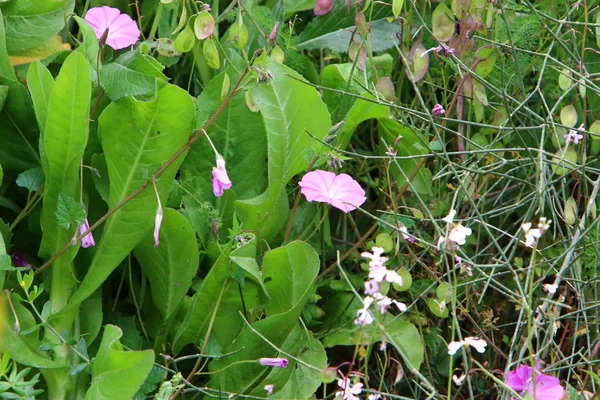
[299, 170, 367, 213]
[565, 123, 585, 144]
[505, 364, 564, 400]
[264, 384, 274, 395]
[432, 103, 446, 116]
[154, 207, 163, 248]
[84, 6, 140, 50]
[259, 357, 288, 368]
[336, 378, 363, 400]
[212, 156, 232, 197]
[79, 218, 95, 248]
[447, 337, 487, 355]
[314, 0, 335, 16]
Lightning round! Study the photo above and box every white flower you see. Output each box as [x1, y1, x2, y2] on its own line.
[522, 218, 551, 247]
[336, 378, 363, 400]
[364, 279, 379, 295]
[447, 337, 487, 355]
[439, 210, 471, 249]
[368, 394, 382, 400]
[543, 283, 558, 294]
[452, 373, 466, 386]
[448, 224, 472, 246]
[442, 209, 456, 223]
[384, 269, 403, 285]
[361, 247, 388, 268]
[355, 296, 374, 326]
[368, 265, 403, 286]
[372, 293, 407, 314]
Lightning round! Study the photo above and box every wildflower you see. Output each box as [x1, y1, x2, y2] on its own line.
[202, 3, 211, 11]
[361, 247, 388, 268]
[565, 123, 585, 145]
[84, 6, 141, 50]
[505, 364, 564, 400]
[299, 170, 367, 213]
[543, 283, 558, 295]
[368, 265, 403, 285]
[368, 394, 382, 400]
[364, 279, 379, 295]
[453, 373, 466, 386]
[154, 207, 163, 248]
[432, 103, 446, 116]
[268, 22, 280, 44]
[258, 358, 288, 368]
[379, 341, 387, 351]
[79, 218, 95, 248]
[314, 0, 334, 16]
[448, 224, 472, 246]
[336, 378, 363, 400]
[521, 218, 551, 248]
[399, 225, 416, 244]
[355, 296, 374, 326]
[264, 384, 274, 395]
[447, 337, 487, 355]
[9, 251, 29, 268]
[442, 209, 456, 223]
[385, 147, 397, 157]
[212, 156, 232, 197]
[394, 135, 403, 146]
[421, 44, 456, 58]
[373, 293, 407, 314]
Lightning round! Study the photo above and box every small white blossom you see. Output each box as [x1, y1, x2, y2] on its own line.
[543, 283, 558, 294]
[452, 373, 466, 386]
[448, 224, 472, 246]
[447, 337, 487, 355]
[565, 123, 585, 144]
[361, 247, 388, 268]
[522, 218, 551, 247]
[336, 378, 363, 400]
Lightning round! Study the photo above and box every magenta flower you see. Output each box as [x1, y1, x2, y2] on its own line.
[298, 170, 367, 213]
[84, 6, 140, 50]
[258, 357, 288, 368]
[212, 156, 232, 197]
[505, 364, 564, 400]
[432, 104, 446, 116]
[79, 218, 95, 248]
[154, 207, 163, 248]
[314, 0, 334, 16]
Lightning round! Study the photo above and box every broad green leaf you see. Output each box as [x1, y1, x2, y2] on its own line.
[15, 166, 44, 193]
[73, 16, 99, 74]
[2, 0, 75, 53]
[8, 35, 70, 66]
[134, 208, 199, 320]
[54, 192, 86, 229]
[378, 118, 433, 195]
[65, 84, 195, 311]
[0, 218, 5, 289]
[84, 325, 154, 400]
[209, 241, 319, 393]
[335, 97, 390, 149]
[79, 289, 103, 347]
[26, 61, 55, 134]
[0, 10, 15, 79]
[172, 243, 262, 353]
[235, 61, 331, 242]
[473, 45, 497, 78]
[385, 318, 425, 371]
[229, 235, 269, 302]
[282, 0, 315, 19]
[298, 3, 392, 52]
[0, 85, 7, 111]
[100, 46, 168, 101]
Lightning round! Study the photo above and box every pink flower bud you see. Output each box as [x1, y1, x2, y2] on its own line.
[432, 103, 445, 116]
[212, 156, 232, 197]
[79, 218, 95, 248]
[259, 357, 288, 368]
[314, 0, 334, 16]
[154, 207, 163, 248]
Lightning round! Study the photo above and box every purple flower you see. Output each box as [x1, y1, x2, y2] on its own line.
[259, 357, 288, 368]
[264, 384, 274, 395]
[565, 123, 585, 145]
[505, 364, 564, 400]
[212, 156, 232, 197]
[154, 207, 163, 248]
[79, 218, 95, 248]
[84, 6, 140, 50]
[432, 104, 446, 116]
[364, 279, 379, 295]
[9, 251, 29, 268]
[268, 22, 280, 44]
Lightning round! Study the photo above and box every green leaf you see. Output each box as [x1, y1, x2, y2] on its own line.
[15, 166, 44, 193]
[134, 208, 200, 320]
[54, 192, 86, 230]
[229, 235, 269, 303]
[73, 16, 99, 75]
[65, 84, 195, 311]
[393, 0, 404, 17]
[335, 96, 391, 149]
[26, 61, 55, 135]
[2, 0, 75, 53]
[281, 0, 315, 19]
[0, 10, 15, 79]
[84, 325, 154, 400]
[235, 61, 331, 242]
[209, 241, 320, 394]
[133, 365, 166, 400]
[385, 318, 425, 371]
[0, 85, 8, 111]
[100, 46, 168, 101]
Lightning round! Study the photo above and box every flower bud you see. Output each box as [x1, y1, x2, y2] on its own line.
[321, 367, 337, 383]
[175, 25, 196, 53]
[314, 0, 334, 16]
[212, 155, 232, 196]
[194, 10, 215, 40]
[203, 37, 220, 69]
[375, 77, 395, 102]
[258, 358, 288, 368]
[228, 21, 249, 49]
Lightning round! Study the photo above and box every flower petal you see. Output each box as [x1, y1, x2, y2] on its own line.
[299, 170, 336, 202]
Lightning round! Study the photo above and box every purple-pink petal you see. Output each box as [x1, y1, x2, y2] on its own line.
[85, 6, 140, 50]
[505, 364, 531, 392]
[299, 170, 366, 213]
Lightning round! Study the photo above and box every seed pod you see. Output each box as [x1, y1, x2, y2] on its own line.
[194, 11, 215, 40]
[203, 37, 220, 69]
[376, 77, 395, 101]
[228, 21, 249, 49]
[271, 45, 285, 63]
[564, 196, 577, 225]
[156, 38, 182, 58]
[175, 26, 195, 53]
[221, 73, 230, 101]
[348, 42, 366, 70]
[355, 11, 368, 37]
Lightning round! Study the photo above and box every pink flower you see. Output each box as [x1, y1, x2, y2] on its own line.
[212, 156, 232, 197]
[154, 207, 163, 248]
[259, 358, 288, 368]
[505, 364, 564, 400]
[79, 218, 95, 248]
[364, 279, 379, 295]
[314, 0, 335, 16]
[299, 170, 366, 213]
[84, 6, 140, 50]
[264, 384, 274, 395]
[432, 104, 446, 116]
[336, 378, 363, 400]
[565, 123, 585, 144]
